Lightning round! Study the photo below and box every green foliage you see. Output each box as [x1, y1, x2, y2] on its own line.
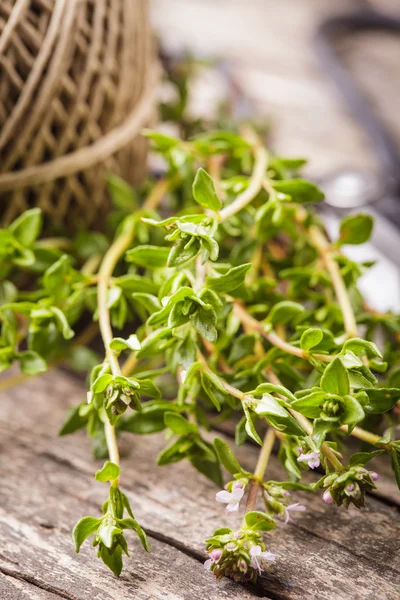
[192, 168, 222, 211]
[338, 213, 374, 246]
[1, 98, 399, 583]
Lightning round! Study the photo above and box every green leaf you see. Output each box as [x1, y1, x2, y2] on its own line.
[388, 368, 400, 388]
[95, 461, 120, 482]
[272, 179, 324, 204]
[43, 255, 72, 301]
[312, 419, 337, 448]
[201, 371, 225, 411]
[192, 168, 222, 211]
[244, 511, 276, 532]
[255, 394, 306, 436]
[72, 516, 102, 552]
[267, 301, 304, 325]
[349, 449, 385, 466]
[59, 403, 88, 436]
[390, 448, 400, 490]
[243, 404, 262, 445]
[99, 544, 123, 577]
[126, 245, 170, 268]
[19, 350, 47, 375]
[142, 129, 179, 151]
[189, 304, 217, 342]
[164, 412, 197, 435]
[50, 306, 74, 340]
[255, 394, 289, 418]
[206, 263, 251, 293]
[300, 328, 323, 351]
[120, 401, 178, 434]
[190, 447, 223, 487]
[338, 213, 373, 246]
[92, 373, 113, 393]
[97, 521, 122, 549]
[320, 357, 350, 396]
[136, 327, 174, 359]
[108, 174, 137, 210]
[119, 518, 151, 552]
[342, 395, 365, 425]
[110, 335, 141, 352]
[168, 237, 200, 267]
[214, 438, 243, 475]
[156, 437, 193, 466]
[291, 390, 326, 419]
[136, 378, 161, 399]
[10, 208, 42, 246]
[253, 383, 297, 403]
[342, 338, 382, 359]
[359, 388, 400, 414]
[228, 334, 255, 363]
[131, 293, 162, 314]
[235, 416, 247, 446]
[147, 287, 196, 327]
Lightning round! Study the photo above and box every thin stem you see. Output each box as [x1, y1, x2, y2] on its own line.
[36, 237, 72, 250]
[97, 226, 135, 485]
[308, 225, 358, 338]
[197, 350, 244, 401]
[81, 254, 102, 276]
[340, 424, 385, 447]
[233, 302, 332, 363]
[245, 428, 275, 514]
[219, 129, 268, 222]
[208, 154, 225, 200]
[96, 182, 168, 482]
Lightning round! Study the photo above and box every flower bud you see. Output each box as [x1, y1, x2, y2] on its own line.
[210, 549, 222, 561]
[323, 490, 333, 503]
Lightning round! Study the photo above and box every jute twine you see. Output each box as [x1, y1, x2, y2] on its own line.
[0, 0, 158, 229]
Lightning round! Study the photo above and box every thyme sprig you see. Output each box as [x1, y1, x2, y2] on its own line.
[1, 123, 399, 581]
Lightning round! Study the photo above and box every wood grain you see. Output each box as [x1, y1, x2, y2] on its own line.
[0, 370, 399, 599]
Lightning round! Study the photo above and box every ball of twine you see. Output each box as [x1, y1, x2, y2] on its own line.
[0, 0, 159, 230]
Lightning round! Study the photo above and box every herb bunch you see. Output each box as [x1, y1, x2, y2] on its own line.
[1, 117, 400, 582]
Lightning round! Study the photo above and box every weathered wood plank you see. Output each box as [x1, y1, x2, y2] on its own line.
[1, 573, 61, 600]
[1, 371, 399, 599]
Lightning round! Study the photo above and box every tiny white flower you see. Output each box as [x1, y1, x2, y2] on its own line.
[215, 482, 245, 514]
[297, 450, 320, 469]
[249, 545, 276, 575]
[204, 549, 222, 570]
[323, 490, 333, 503]
[283, 502, 306, 524]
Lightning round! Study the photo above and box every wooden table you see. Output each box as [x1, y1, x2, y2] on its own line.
[0, 370, 399, 600]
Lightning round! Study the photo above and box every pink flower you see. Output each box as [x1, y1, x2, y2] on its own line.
[283, 503, 306, 524]
[323, 490, 333, 503]
[216, 482, 245, 513]
[297, 451, 320, 469]
[204, 549, 222, 571]
[249, 545, 276, 575]
[370, 471, 379, 481]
